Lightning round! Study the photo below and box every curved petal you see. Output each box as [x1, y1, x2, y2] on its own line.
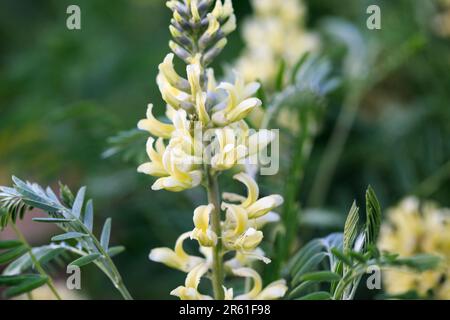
[233, 267, 263, 300]
[247, 195, 284, 219]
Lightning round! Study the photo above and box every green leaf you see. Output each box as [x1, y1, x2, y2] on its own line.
[51, 232, 87, 242]
[3, 245, 65, 276]
[275, 59, 286, 91]
[22, 199, 59, 213]
[3, 275, 48, 298]
[100, 218, 112, 251]
[0, 246, 28, 264]
[84, 199, 94, 231]
[291, 52, 311, 84]
[300, 271, 342, 282]
[288, 280, 317, 299]
[289, 239, 324, 276]
[72, 187, 86, 218]
[32, 218, 75, 223]
[365, 186, 382, 246]
[0, 240, 23, 249]
[296, 291, 332, 300]
[393, 254, 442, 272]
[69, 253, 101, 267]
[343, 201, 359, 251]
[348, 251, 368, 263]
[292, 252, 328, 286]
[0, 274, 40, 286]
[108, 246, 125, 257]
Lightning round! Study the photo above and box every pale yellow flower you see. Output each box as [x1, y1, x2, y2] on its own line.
[137, 104, 174, 139]
[209, 125, 275, 172]
[235, 0, 318, 88]
[379, 197, 450, 299]
[137, 137, 167, 177]
[225, 172, 283, 219]
[170, 263, 213, 300]
[212, 74, 261, 126]
[149, 232, 204, 272]
[191, 204, 218, 247]
[139, 108, 203, 192]
[233, 268, 287, 300]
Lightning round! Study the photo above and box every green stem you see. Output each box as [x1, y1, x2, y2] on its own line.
[308, 89, 363, 208]
[10, 222, 62, 300]
[267, 109, 311, 281]
[205, 168, 225, 300]
[77, 222, 133, 300]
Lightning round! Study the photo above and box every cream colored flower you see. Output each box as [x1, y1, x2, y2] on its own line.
[209, 125, 275, 172]
[233, 268, 287, 300]
[235, 0, 318, 88]
[139, 108, 203, 192]
[137, 104, 174, 139]
[210, 128, 248, 171]
[379, 197, 450, 299]
[137, 137, 167, 177]
[224, 173, 283, 219]
[149, 232, 204, 272]
[191, 204, 218, 247]
[212, 74, 261, 126]
[170, 263, 213, 300]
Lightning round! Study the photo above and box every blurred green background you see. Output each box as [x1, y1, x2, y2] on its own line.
[0, 0, 449, 299]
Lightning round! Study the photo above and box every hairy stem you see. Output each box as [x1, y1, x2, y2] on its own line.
[205, 168, 225, 300]
[10, 222, 62, 300]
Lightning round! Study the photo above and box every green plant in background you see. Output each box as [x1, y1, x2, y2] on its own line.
[0, 177, 131, 300]
[378, 197, 450, 299]
[138, 0, 287, 300]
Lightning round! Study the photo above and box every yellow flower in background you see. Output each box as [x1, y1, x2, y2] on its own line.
[235, 0, 318, 89]
[434, 0, 450, 37]
[379, 197, 450, 299]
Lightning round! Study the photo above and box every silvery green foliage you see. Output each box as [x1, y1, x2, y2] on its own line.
[0, 177, 131, 299]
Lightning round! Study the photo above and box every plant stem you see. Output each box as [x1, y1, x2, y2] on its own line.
[205, 168, 225, 300]
[10, 222, 62, 300]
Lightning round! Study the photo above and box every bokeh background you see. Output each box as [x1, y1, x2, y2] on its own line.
[0, 0, 449, 299]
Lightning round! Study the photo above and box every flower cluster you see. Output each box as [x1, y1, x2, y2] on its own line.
[138, 0, 287, 300]
[150, 172, 286, 300]
[378, 197, 450, 299]
[235, 0, 318, 89]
